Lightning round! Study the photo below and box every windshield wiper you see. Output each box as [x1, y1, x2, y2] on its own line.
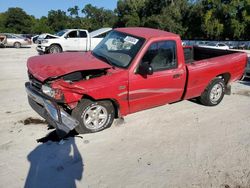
[92, 52, 116, 69]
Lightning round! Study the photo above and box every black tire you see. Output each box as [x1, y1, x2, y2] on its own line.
[48, 44, 62, 54]
[14, 42, 21, 48]
[199, 78, 225, 106]
[72, 99, 115, 134]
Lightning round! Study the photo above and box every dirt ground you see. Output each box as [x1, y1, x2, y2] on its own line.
[0, 46, 250, 188]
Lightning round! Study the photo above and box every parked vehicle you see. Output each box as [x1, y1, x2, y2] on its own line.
[0, 33, 31, 48]
[25, 27, 247, 135]
[31, 35, 39, 44]
[0, 34, 7, 47]
[196, 41, 208, 46]
[241, 55, 250, 80]
[238, 43, 246, 50]
[198, 42, 230, 50]
[36, 28, 112, 54]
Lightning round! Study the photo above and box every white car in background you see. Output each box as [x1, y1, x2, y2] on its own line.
[36, 28, 112, 54]
[198, 42, 230, 50]
[0, 33, 31, 48]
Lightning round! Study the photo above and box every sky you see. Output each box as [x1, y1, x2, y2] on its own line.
[0, 0, 118, 18]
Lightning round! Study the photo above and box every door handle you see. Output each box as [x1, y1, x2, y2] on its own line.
[173, 74, 181, 79]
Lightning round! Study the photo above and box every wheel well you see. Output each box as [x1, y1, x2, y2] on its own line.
[50, 43, 63, 50]
[14, 42, 21, 46]
[216, 73, 231, 85]
[81, 95, 120, 118]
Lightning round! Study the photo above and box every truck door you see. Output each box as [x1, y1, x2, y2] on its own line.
[64, 30, 79, 51]
[129, 40, 186, 113]
[78, 30, 88, 51]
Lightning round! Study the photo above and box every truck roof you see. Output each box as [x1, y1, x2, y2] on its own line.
[115, 27, 179, 40]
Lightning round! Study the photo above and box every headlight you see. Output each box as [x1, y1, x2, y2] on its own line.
[42, 85, 64, 100]
[41, 39, 48, 43]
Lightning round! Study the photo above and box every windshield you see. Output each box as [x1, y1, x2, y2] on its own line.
[55, 30, 68, 37]
[92, 30, 145, 68]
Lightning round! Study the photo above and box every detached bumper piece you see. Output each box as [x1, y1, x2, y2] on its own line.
[36, 46, 47, 54]
[25, 82, 79, 137]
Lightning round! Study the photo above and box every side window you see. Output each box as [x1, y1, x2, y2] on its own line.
[79, 31, 87, 38]
[6, 34, 13, 38]
[142, 41, 177, 71]
[67, 31, 77, 38]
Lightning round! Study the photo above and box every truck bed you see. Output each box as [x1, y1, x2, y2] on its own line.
[184, 46, 239, 63]
[183, 46, 247, 99]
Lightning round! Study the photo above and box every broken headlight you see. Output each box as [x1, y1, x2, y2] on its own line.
[41, 39, 48, 43]
[42, 85, 64, 100]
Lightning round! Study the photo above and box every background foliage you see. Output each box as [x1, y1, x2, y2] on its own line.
[0, 0, 249, 40]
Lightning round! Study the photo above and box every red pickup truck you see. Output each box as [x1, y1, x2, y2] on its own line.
[25, 27, 247, 135]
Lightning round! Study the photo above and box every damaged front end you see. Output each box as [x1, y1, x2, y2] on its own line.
[25, 68, 108, 137]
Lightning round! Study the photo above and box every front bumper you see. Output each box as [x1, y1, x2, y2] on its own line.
[25, 82, 79, 135]
[36, 45, 47, 54]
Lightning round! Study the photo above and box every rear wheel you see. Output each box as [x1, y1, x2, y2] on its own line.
[48, 44, 62, 54]
[14, 42, 21, 48]
[72, 99, 115, 134]
[199, 78, 225, 106]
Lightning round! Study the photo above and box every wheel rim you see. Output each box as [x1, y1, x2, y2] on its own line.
[210, 83, 223, 103]
[81, 105, 108, 130]
[15, 43, 20, 48]
[50, 46, 60, 53]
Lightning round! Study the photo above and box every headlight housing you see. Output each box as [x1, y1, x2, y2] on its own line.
[42, 85, 64, 100]
[41, 39, 48, 43]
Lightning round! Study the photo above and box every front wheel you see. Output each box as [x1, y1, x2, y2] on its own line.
[72, 99, 115, 134]
[48, 44, 62, 54]
[199, 78, 225, 106]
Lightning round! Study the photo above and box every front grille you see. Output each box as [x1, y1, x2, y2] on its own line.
[28, 72, 42, 91]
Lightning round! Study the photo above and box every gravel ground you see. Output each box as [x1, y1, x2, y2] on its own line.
[0, 46, 250, 188]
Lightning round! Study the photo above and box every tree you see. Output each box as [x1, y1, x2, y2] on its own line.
[68, 6, 80, 18]
[67, 6, 83, 29]
[200, 0, 250, 39]
[31, 16, 53, 34]
[184, 1, 205, 39]
[2, 7, 33, 33]
[82, 4, 117, 30]
[0, 13, 6, 32]
[47, 10, 70, 32]
[143, 0, 188, 35]
[116, 0, 146, 27]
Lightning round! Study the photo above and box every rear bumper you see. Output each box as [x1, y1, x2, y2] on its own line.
[25, 82, 79, 135]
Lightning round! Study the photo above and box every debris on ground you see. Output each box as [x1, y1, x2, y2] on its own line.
[18, 117, 46, 125]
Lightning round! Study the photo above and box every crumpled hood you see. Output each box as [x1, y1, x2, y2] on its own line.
[27, 52, 111, 82]
[38, 33, 58, 39]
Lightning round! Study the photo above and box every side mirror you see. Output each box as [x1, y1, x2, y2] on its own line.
[64, 35, 68, 39]
[137, 61, 153, 75]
